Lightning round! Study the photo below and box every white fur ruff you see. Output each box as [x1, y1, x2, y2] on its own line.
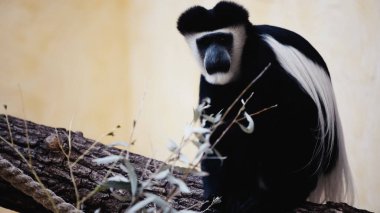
[185, 25, 247, 85]
[263, 35, 354, 204]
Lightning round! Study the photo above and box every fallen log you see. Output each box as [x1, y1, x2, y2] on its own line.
[0, 114, 372, 213]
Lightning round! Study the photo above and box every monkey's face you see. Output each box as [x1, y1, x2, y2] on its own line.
[185, 25, 246, 85]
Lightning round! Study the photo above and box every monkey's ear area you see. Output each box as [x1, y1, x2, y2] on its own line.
[177, 6, 209, 35]
[213, 1, 249, 23]
[177, 1, 249, 36]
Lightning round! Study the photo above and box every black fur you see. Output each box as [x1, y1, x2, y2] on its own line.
[177, 2, 249, 35]
[177, 2, 339, 212]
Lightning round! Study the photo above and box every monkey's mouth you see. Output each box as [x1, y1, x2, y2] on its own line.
[205, 61, 230, 74]
[204, 45, 231, 75]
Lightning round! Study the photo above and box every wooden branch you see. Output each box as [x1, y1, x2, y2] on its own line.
[0, 178, 50, 213]
[0, 115, 372, 213]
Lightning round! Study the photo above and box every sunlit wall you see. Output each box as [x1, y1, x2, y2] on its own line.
[0, 0, 379, 212]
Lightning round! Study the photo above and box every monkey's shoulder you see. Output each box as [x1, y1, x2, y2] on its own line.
[253, 24, 328, 71]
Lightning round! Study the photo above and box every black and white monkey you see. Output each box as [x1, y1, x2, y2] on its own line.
[177, 2, 354, 212]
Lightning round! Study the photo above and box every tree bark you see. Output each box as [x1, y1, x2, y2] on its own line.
[0, 114, 372, 213]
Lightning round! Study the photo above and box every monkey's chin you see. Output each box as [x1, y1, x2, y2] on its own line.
[203, 72, 236, 85]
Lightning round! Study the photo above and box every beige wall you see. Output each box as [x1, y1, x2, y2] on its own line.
[0, 0, 379, 212]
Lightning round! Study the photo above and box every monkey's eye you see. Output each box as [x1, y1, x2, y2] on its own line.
[196, 38, 209, 49]
[216, 34, 232, 45]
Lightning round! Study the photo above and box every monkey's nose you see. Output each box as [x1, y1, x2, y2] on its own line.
[204, 45, 231, 74]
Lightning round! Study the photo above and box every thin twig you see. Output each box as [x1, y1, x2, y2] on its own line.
[235, 104, 278, 123]
[210, 91, 255, 150]
[4, 114, 14, 146]
[72, 125, 120, 166]
[215, 63, 271, 130]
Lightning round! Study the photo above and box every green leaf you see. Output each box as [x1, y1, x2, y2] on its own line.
[146, 207, 157, 213]
[212, 196, 222, 204]
[167, 175, 190, 193]
[107, 141, 129, 148]
[153, 169, 170, 180]
[193, 98, 211, 123]
[108, 175, 129, 182]
[194, 142, 211, 163]
[111, 191, 130, 202]
[125, 196, 155, 213]
[213, 149, 227, 166]
[140, 180, 152, 190]
[167, 139, 178, 153]
[120, 160, 138, 198]
[193, 108, 201, 123]
[191, 171, 209, 177]
[238, 112, 254, 134]
[184, 126, 210, 140]
[145, 193, 171, 211]
[179, 153, 190, 165]
[93, 155, 123, 165]
[192, 127, 210, 134]
[99, 180, 131, 191]
[197, 142, 211, 156]
[190, 139, 201, 148]
[174, 167, 196, 174]
[202, 110, 222, 124]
